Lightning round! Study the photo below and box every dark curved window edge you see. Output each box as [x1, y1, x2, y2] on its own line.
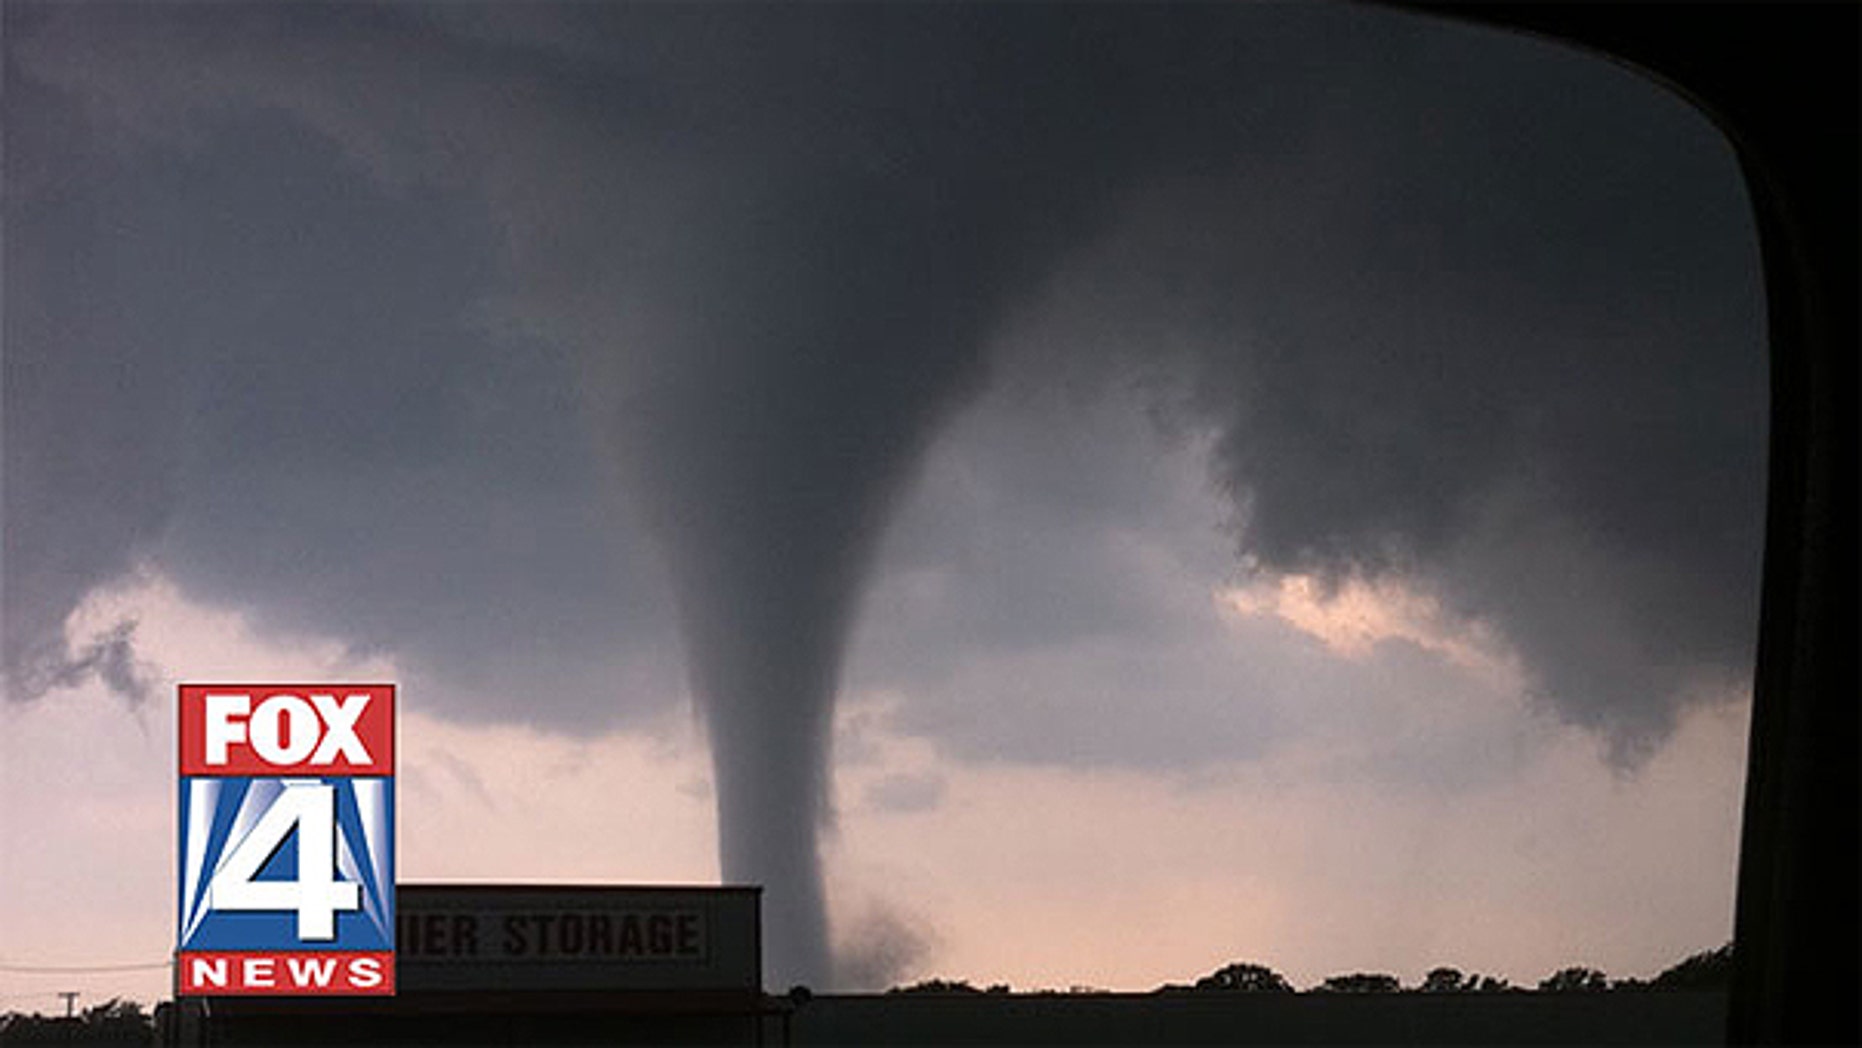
[1384, 5, 1859, 1044]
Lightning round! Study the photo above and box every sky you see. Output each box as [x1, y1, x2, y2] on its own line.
[2, 0, 1765, 1008]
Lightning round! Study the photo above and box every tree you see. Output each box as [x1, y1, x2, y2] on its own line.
[1419, 967, 1470, 993]
[888, 978, 982, 995]
[1538, 966, 1610, 993]
[0, 999, 152, 1045]
[1651, 942, 1733, 991]
[1317, 973, 1401, 994]
[1419, 968, 1514, 993]
[1193, 962, 1295, 993]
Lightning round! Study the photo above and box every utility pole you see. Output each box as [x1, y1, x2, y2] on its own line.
[57, 991, 78, 1018]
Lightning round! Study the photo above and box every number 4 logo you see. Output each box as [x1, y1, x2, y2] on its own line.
[208, 780, 361, 939]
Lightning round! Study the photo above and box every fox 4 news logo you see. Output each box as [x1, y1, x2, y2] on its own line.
[177, 685, 395, 995]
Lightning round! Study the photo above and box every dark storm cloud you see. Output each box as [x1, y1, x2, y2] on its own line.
[2, 58, 682, 724]
[3, 71, 183, 705]
[1175, 42, 1768, 758]
[5, 0, 1762, 985]
[855, 12, 1764, 764]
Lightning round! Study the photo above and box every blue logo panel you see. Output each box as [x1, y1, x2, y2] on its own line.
[178, 777, 394, 952]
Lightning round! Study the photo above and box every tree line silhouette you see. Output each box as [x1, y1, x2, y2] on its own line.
[0, 999, 150, 1045]
[887, 941, 1733, 996]
[0, 943, 1734, 1043]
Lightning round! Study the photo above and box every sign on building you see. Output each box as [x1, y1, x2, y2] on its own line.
[177, 685, 396, 995]
[396, 884, 760, 995]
